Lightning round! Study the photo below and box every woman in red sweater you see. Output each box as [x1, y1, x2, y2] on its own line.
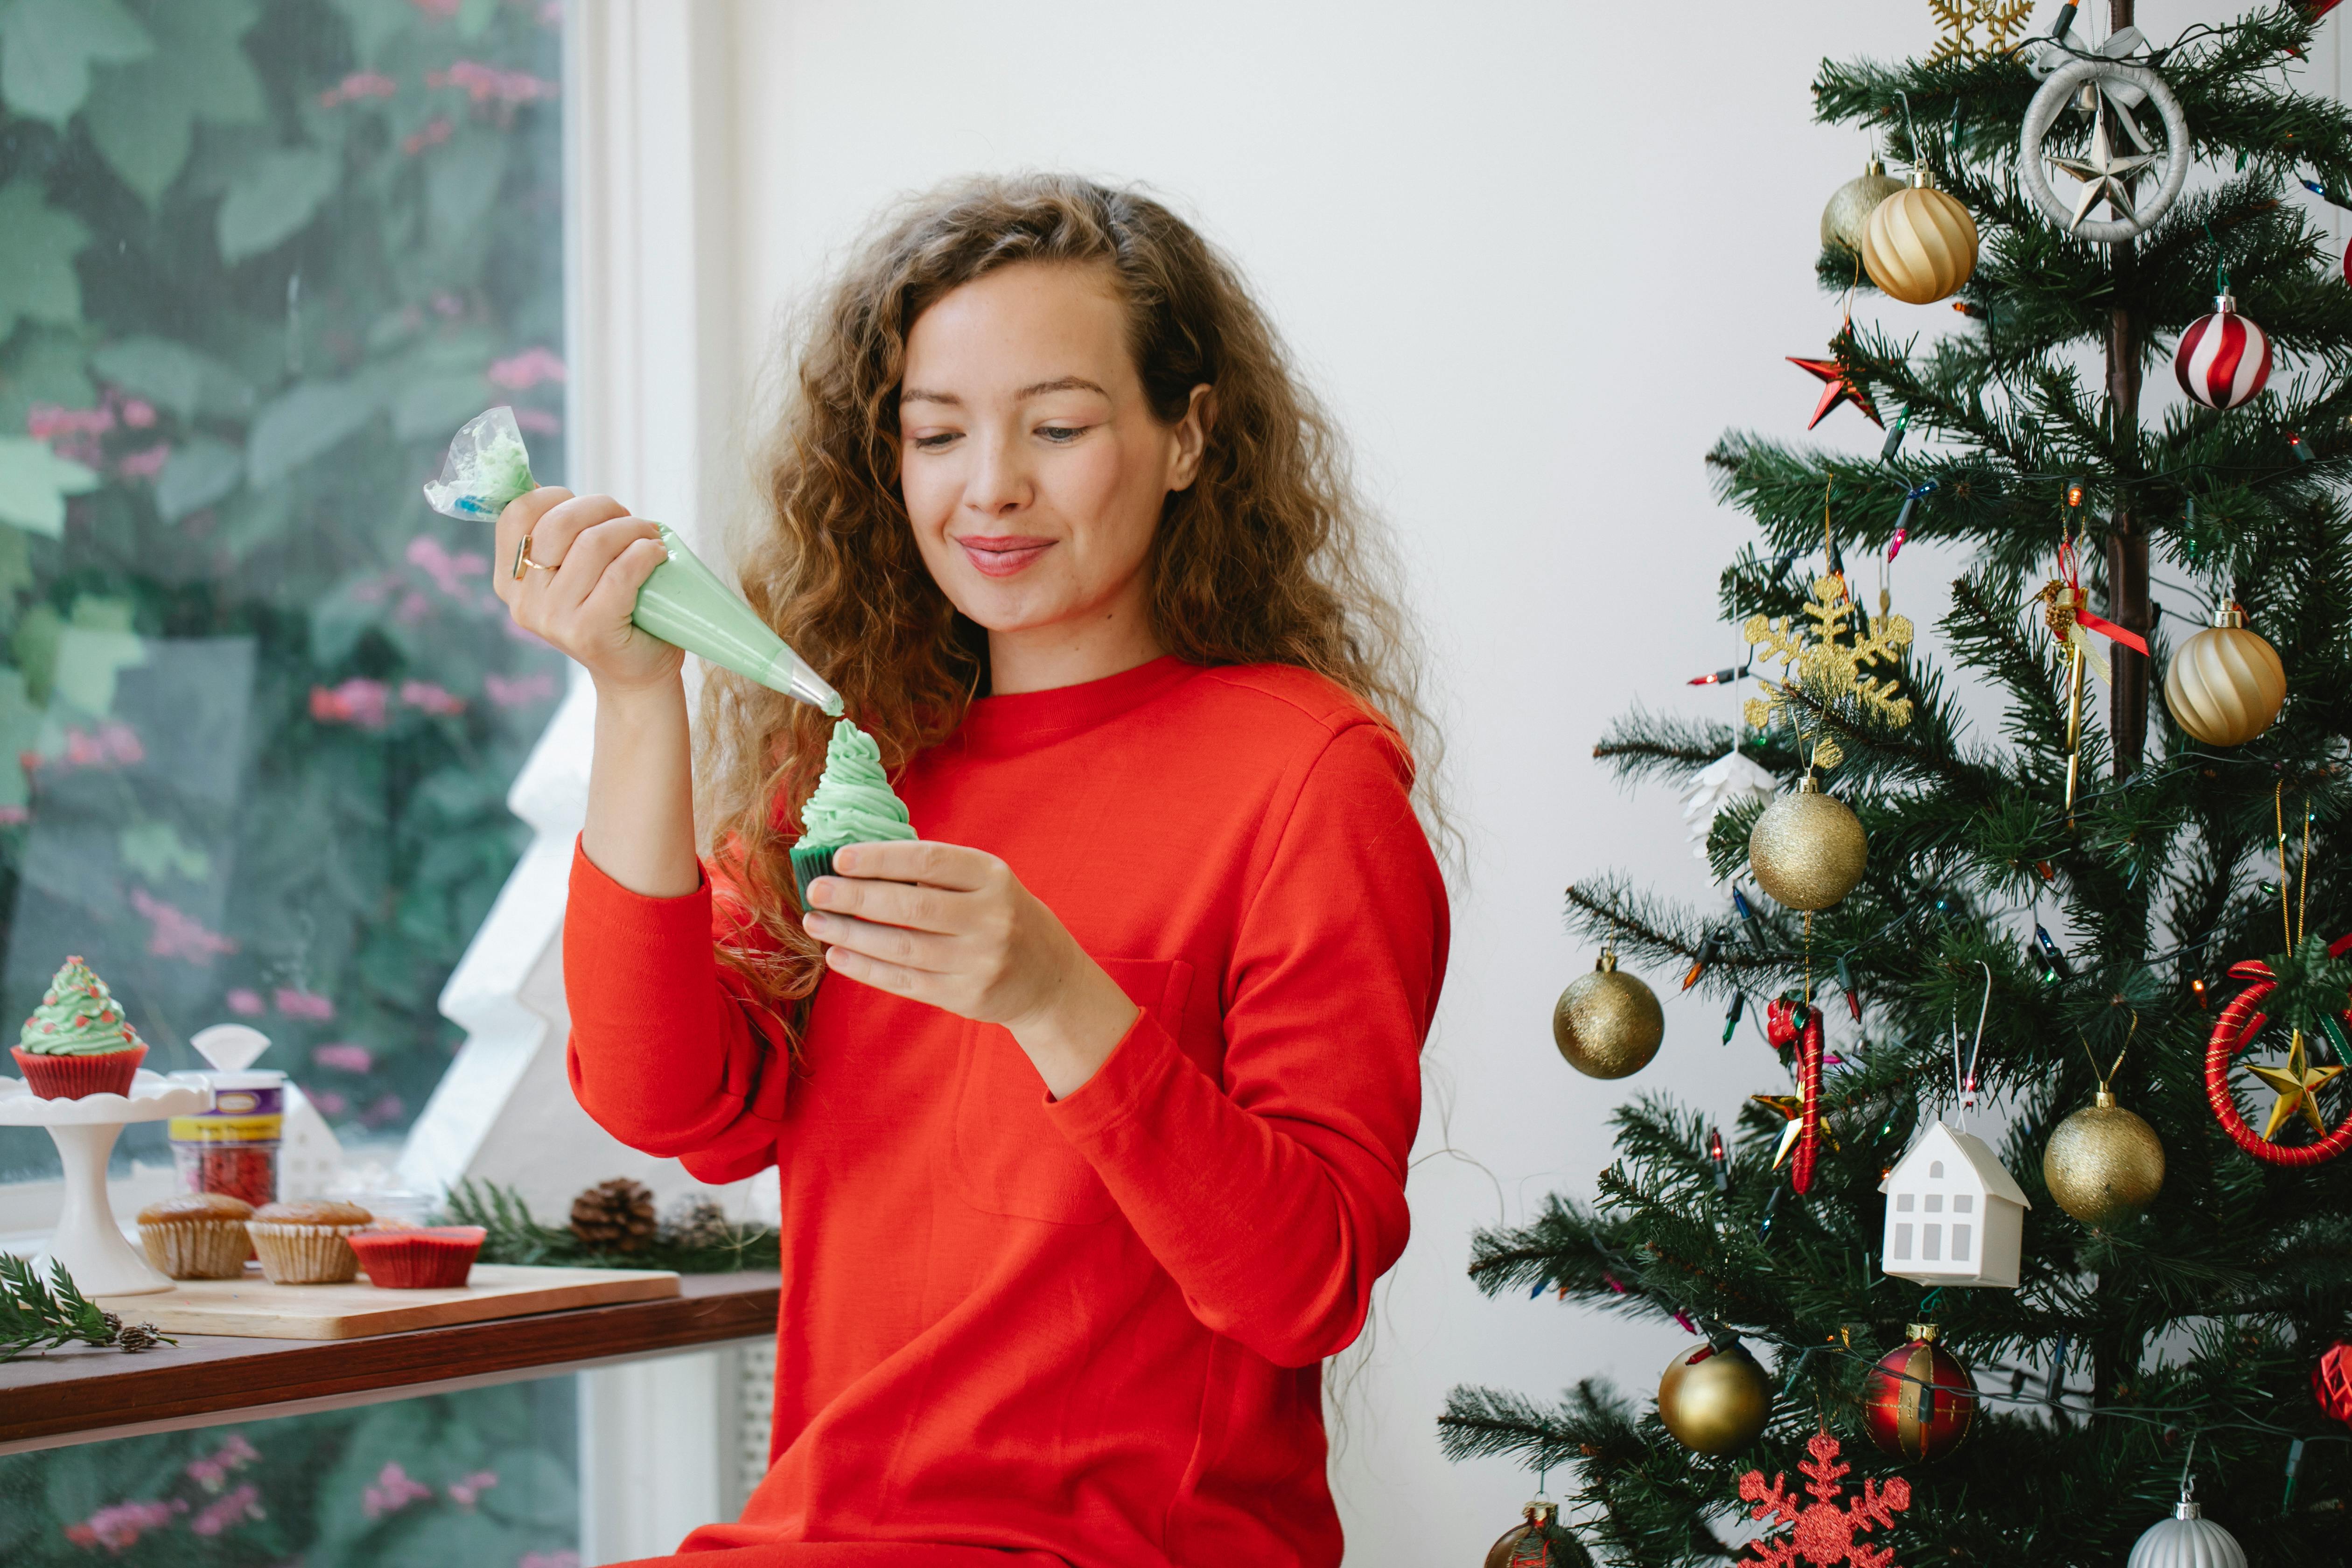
[492, 176, 1449, 1567]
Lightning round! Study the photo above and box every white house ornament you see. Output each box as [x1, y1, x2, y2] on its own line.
[2125, 1482, 2246, 1568]
[2174, 294, 2273, 411]
[2019, 55, 2190, 244]
[1682, 749, 1778, 864]
[1877, 1120, 2029, 1288]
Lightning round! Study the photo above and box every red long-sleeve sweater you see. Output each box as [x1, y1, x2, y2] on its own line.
[564, 657, 1449, 1568]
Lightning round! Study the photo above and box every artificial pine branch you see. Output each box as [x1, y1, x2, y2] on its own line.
[0, 1254, 172, 1362]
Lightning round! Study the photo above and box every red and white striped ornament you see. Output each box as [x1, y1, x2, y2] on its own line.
[2174, 294, 2272, 411]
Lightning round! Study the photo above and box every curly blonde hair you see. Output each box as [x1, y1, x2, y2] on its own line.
[698, 173, 1442, 1024]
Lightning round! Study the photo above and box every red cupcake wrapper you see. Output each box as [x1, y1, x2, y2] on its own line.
[10, 1044, 146, 1099]
[346, 1225, 485, 1289]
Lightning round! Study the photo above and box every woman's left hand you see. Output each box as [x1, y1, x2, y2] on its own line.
[803, 840, 1140, 1099]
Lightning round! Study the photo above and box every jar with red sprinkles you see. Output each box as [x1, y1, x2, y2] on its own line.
[168, 1071, 285, 1208]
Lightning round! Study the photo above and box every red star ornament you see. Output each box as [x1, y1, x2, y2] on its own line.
[1789, 355, 1883, 430]
[1738, 1431, 1911, 1568]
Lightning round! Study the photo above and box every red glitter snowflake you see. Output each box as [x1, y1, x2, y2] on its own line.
[1736, 1432, 1911, 1568]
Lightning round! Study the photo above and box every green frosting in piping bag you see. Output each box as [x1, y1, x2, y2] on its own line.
[19, 956, 147, 1057]
[799, 721, 917, 849]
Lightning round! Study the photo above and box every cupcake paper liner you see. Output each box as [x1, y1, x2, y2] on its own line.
[140, 1218, 252, 1280]
[10, 1044, 145, 1099]
[246, 1220, 365, 1285]
[347, 1226, 485, 1289]
[790, 843, 838, 907]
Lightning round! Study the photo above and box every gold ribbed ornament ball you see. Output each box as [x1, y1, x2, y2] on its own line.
[2163, 605, 2286, 748]
[1822, 157, 1908, 252]
[1860, 174, 1979, 305]
[2044, 1090, 2165, 1227]
[1747, 784, 1868, 911]
[1657, 1341, 1772, 1455]
[1552, 949, 1663, 1079]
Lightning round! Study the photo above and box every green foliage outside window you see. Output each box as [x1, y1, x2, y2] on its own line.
[0, 1377, 581, 1566]
[0, 0, 568, 1175]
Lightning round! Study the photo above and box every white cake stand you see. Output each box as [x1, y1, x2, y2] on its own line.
[0, 1071, 211, 1295]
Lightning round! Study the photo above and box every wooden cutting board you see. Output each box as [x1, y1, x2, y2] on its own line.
[95, 1264, 681, 1340]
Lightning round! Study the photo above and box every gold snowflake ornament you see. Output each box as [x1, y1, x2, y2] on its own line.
[1926, 0, 2036, 64]
[1743, 575, 1916, 772]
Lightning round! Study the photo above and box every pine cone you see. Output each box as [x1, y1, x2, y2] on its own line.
[659, 1195, 735, 1252]
[569, 1177, 658, 1252]
[114, 1322, 163, 1353]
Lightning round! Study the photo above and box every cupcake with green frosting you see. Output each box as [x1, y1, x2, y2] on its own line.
[791, 720, 917, 904]
[10, 956, 149, 1099]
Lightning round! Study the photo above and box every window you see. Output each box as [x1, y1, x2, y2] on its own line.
[0, 1376, 579, 1565]
[0, 0, 567, 1191]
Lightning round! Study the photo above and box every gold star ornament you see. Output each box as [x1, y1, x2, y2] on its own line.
[2246, 1029, 2346, 1142]
[1750, 1093, 1841, 1169]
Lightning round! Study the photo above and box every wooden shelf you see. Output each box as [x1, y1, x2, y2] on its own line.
[0, 1270, 778, 1452]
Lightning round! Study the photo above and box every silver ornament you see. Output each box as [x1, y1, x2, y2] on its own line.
[2126, 1483, 2245, 1568]
[2019, 56, 2189, 244]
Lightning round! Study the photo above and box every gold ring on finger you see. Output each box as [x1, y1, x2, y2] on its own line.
[512, 532, 559, 578]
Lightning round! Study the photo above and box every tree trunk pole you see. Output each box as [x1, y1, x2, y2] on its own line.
[2106, 0, 2152, 774]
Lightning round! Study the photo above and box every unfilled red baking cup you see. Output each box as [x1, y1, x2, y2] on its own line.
[346, 1225, 485, 1289]
[10, 1044, 146, 1099]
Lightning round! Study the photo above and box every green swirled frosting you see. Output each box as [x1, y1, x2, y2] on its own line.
[19, 956, 147, 1057]
[799, 720, 917, 849]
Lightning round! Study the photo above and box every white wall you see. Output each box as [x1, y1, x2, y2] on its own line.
[691, 2, 2335, 1562]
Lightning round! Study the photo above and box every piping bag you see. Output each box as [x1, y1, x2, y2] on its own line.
[425, 406, 843, 715]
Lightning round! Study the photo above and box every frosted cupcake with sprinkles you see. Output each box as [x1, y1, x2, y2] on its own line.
[10, 956, 149, 1099]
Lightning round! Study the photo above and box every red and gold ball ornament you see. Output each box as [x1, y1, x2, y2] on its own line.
[1484, 1494, 1590, 1568]
[2205, 933, 2352, 1167]
[2174, 294, 2272, 411]
[2314, 1340, 2352, 1429]
[1861, 1323, 1976, 1463]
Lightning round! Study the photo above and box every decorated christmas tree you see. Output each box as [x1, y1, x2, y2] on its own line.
[1442, 4, 2352, 1563]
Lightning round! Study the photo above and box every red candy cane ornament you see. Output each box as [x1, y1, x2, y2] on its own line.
[2204, 931, 2352, 1167]
[1791, 1008, 1826, 1194]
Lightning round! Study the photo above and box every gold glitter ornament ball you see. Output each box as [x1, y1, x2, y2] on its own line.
[1747, 784, 1868, 911]
[2163, 605, 2286, 748]
[1822, 157, 1908, 253]
[1552, 949, 1663, 1079]
[1657, 1341, 1772, 1456]
[2044, 1090, 2165, 1227]
[1861, 175, 1979, 305]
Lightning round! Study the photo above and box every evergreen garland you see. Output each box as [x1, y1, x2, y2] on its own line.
[445, 1179, 782, 1275]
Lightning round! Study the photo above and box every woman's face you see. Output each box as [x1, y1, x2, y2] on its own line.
[898, 262, 1206, 656]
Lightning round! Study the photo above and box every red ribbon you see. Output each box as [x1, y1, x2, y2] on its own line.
[2057, 535, 2149, 656]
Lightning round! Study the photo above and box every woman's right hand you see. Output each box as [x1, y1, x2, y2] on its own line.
[491, 487, 684, 695]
